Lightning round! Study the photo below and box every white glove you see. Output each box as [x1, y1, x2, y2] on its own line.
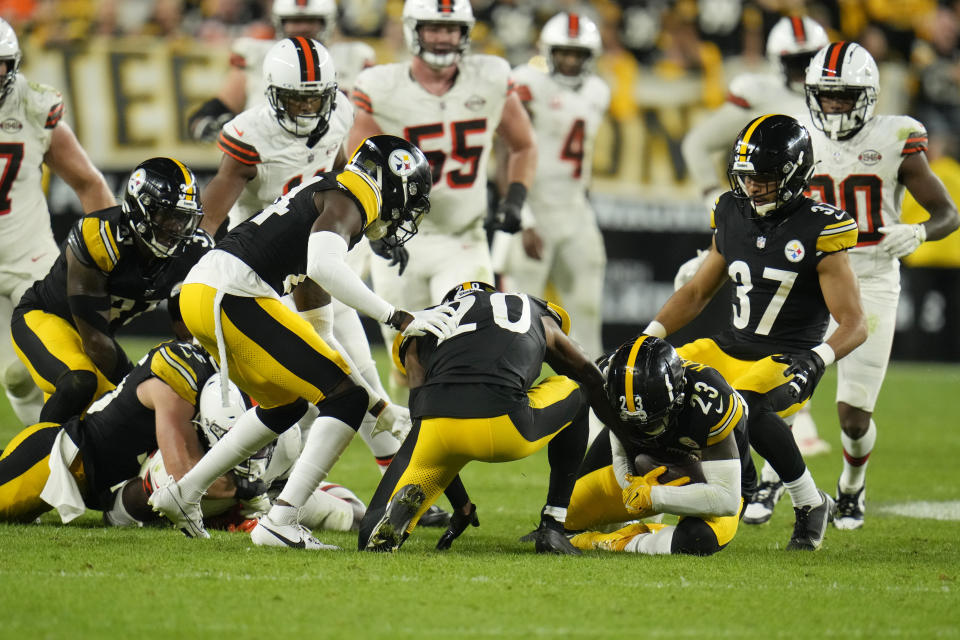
[401, 304, 458, 339]
[673, 250, 709, 291]
[373, 402, 412, 441]
[878, 223, 926, 259]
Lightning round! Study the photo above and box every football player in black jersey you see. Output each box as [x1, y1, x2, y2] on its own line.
[11, 158, 211, 426]
[565, 336, 749, 555]
[0, 341, 260, 525]
[357, 281, 620, 555]
[151, 135, 459, 548]
[642, 115, 867, 551]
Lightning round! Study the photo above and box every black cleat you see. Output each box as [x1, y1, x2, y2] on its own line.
[417, 504, 452, 528]
[519, 524, 582, 556]
[787, 490, 834, 551]
[364, 484, 426, 552]
[833, 482, 865, 530]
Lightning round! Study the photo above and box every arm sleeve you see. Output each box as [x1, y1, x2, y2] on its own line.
[306, 231, 394, 323]
[648, 458, 741, 517]
[610, 430, 634, 490]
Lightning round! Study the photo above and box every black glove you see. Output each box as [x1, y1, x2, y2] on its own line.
[483, 182, 525, 234]
[187, 97, 235, 142]
[233, 475, 269, 501]
[436, 502, 479, 550]
[771, 350, 826, 402]
[370, 238, 409, 276]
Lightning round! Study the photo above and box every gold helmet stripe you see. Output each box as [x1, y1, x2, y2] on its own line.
[737, 114, 775, 164]
[624, 335, 649, 413]
[169, 157, 198, 202]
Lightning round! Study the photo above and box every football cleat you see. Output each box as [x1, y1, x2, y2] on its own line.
[519, 521, 582, 556]
[147, 479, 209, 539]
[570, 522, 658, 552]
[743, 480, 785, 525]
[251, 513, 339, 550]
[364, 484, 426, 552]
[418, 503, 452, 528]
[833, 483, 865, 530]
[787, 490, 834, 551]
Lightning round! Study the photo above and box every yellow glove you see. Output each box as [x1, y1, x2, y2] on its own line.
[622, 466, 690, 514]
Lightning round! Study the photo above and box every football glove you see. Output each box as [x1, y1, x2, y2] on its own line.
[483, 182, 526, 234]
[771, 350, 826, 402]
[234, 476, 269, 501]
[622, 466, 689, 515]
[401, 305, 458, 340]
[369, 237, 410, 276]
[436, 503, 479, 550]
[373, 402, 412, 441]
[878, 223, 926, 259]
[673, 249, 709, 291]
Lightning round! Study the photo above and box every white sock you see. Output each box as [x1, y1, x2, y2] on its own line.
[783, 468, 823, 508]
[839, 419, 876, 493]
[103, 480, 141, 527]
[276, 417, 356, 509]
[179, 407, 279, 503]
[5, 385, 43, 426]
[623, 525, 676, 555]
[357, 411, 402, 460]
[543, 505, 567, 523]
[267, 503, 299, 526]
[760, 460, 782, 484]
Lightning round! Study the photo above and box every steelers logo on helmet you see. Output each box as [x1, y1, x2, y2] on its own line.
[388, 148, 416, 178]
[127, 168, 147, 197]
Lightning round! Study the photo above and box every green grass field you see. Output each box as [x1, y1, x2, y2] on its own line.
[1, 337, 958, 639]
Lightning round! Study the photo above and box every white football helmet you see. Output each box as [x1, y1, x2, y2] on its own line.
[402, 0, 475, 69]
[263, 37, 338, 138]
[539, 12, 602, 88]
[765, 16, 829, 92]
[195, 373, 270, 482]
[0, 18, 21, 106]
[805, 41, 879, 140]
[272, 0, 337, 42]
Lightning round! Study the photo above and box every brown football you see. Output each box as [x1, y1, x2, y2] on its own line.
[633, 452, 707, 485]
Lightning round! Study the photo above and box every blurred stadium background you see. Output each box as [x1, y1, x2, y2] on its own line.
[4, 0, 960, 359]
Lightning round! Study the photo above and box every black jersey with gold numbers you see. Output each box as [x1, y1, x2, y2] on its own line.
[397, 291, 568, 419]
[215, 169, 381, 296]
[15, 206, 213, 333]
[62, 340, 217, 507]
[711, 192, 858, 358]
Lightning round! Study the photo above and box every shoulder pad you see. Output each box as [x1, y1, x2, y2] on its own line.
[811, 202, 858, 253]
[545, 300, 571, 335]
[149, 341, 216, 406]
[337, 168, 382, 228]
[218, 115, 262, 165]
[68, 215, 121, 273]
[465, 54, 511, 89]
[23, 78, 64, 129]
[391, 332, 410, 376]
[897, 116, 929, 156]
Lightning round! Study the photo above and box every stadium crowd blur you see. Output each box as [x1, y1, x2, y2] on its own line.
[4, 0, 960, 349]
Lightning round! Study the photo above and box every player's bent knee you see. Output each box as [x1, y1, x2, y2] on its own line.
[256, 398, 310, 434]
[319, 384, 368, 430]
[671, 518, 722, 556]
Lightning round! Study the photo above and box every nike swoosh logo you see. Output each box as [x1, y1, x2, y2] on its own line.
[234, 127, 244, 136]
[262, 524, 306, 548]
[30, 255, 45, 262]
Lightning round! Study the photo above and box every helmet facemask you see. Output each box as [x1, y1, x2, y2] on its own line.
[411, 21, 471, 69]
[729, 165, 804, 218]
[806, 85, 877, 141]
[547, 46, 593, 88]
[267, 84, 337, 138]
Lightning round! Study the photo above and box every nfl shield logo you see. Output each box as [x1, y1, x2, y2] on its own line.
[756, 236, 766, 249]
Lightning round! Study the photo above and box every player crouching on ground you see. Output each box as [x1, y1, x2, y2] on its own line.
[566, 336, 751, 555]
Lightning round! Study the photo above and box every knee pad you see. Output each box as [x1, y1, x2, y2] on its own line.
[2, 359, 35, 397]
[671, 518, 722, 556]
[319, 384, 368, 429]
[256, 398, 310, 434]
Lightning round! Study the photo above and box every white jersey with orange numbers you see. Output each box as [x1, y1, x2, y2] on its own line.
[234, 37, 375, 109]
[352, 55, 511, 235]
[0, 74, 63, 262]
[217, 90, 354, 227]
[803, 114, 927, 276]
[509, 64, 609, 232]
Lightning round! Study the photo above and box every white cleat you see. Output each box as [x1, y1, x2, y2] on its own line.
[833, 483, 865, 530]
[148, 478, 209, 539]
[251, 513, 340, 550]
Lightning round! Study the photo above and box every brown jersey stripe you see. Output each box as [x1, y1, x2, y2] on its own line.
[45, 102, 64, 128]
[218, 132, 261, 164]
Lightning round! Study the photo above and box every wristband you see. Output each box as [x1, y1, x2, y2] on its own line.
[504, 182, 527, 208]
[811, 343, 835, 367]
[643, 321, 667, 339]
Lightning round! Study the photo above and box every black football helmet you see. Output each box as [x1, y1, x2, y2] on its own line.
[348, 135, 432, 248]
[123, 157, 203, 258]
[441, 281, 497, 304]
[727, 114, 814, 217]
[605, 335, 686, 442]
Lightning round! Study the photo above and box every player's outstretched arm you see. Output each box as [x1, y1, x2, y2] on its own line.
[44, 122, 115, 213]
[200, 153, 258, 234]
[646, 239, 728, 338]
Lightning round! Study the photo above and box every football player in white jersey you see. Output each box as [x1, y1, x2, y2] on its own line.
[188, 0, 375, 142]
[677, 16, 833, 462]
[198, 38, 437, 521]
[347, 0, 537, 359]
[499, 12, 609, 358]
[0, 19, 115, 426]
[802, 42, 959, 530]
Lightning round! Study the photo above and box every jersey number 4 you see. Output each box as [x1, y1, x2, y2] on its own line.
[405, 119, 487, 189]
[0, 143, 25, 216]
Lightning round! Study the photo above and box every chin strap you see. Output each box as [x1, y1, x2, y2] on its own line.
[306, 121, 330, 149]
